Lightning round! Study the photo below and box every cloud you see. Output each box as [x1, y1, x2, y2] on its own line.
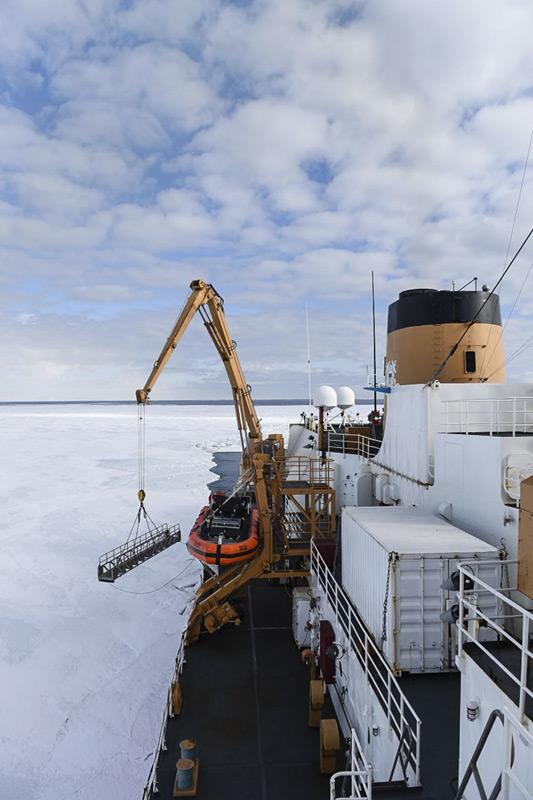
[2, 0, 533, 401]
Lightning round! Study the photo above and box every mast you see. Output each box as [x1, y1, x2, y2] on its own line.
[372, 270, 377, 415]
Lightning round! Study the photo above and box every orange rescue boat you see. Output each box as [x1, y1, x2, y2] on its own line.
[187, 492, 260, 566]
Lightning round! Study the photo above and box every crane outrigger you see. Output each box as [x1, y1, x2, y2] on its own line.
[99, 279, 336, 644]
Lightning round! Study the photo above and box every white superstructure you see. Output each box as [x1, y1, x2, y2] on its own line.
[289, 377, 533, 797]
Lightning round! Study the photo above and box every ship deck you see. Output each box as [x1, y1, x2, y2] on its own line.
[153, 580, 343, 799]
[149, 452, 462, 799]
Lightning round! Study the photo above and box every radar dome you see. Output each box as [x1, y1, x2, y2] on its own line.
[314, 385, 337, 410]
[337, 386, 355, 410]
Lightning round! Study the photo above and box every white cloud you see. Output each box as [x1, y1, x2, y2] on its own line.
[2, 0, 533, 400]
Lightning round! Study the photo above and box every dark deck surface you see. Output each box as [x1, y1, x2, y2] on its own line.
[396, 672, 460, 799]
[152, 450, 462, 799]
[155, 581, 342, 799]
[152, 580, 462, 800]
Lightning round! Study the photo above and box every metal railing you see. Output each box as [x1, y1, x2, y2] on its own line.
[142, 629, 188, 799]
[501, 708, 533, 799]
[457, 560, 533, 723]
[278, 455, 333, 486]
[311, 543, 422, 786]
[324, 431, 382, 459]
[441, 397, 533, 436]
[330, 728, 372, 799]
[98, 523, 181, 582]
[454, 707, 533, 800]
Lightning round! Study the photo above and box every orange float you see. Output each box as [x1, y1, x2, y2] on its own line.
[186, 492, 260, 566]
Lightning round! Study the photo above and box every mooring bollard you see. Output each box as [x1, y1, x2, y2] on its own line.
[180, 738, 197, 761]
[175, 758, 195, 791]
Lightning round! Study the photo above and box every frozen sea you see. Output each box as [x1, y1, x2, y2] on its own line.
[0, 403, 307, 800]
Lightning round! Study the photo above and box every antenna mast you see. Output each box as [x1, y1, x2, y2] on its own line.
[371, 270, 377, 415]
[305, 302, 312, 410]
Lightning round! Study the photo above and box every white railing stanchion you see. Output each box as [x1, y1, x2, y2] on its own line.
[458, 568, 465, 656]
[311, 541, 421, 787]
[519, 614, 529, 722]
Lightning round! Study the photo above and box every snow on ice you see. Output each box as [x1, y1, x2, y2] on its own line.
[0, 404, 303, 799]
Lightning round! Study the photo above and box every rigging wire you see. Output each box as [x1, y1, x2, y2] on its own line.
[481, 259, 533, 382]
[110, 560, 198, 595]
[479, 128, 533, 379]
[427, 220, 533, 384]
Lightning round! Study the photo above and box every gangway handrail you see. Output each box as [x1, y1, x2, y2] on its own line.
[143, 621, 190, 798]
[457, 560, 533, 723]
[330, 727, 372, 799]
[454, 706, 533, 800]
[98, 523, 181, 582]
[311, 542, 422, 786]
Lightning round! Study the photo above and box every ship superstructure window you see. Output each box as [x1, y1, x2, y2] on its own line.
[464, 350, 476, 373]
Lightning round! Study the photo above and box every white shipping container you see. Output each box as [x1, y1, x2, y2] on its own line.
[341, 507, 500, 673]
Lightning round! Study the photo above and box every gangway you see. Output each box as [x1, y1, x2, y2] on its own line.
[98, 523, 181, 582]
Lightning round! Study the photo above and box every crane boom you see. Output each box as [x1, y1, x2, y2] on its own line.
[136, 279, 262, 455]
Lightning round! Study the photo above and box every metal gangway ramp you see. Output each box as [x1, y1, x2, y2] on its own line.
[98, 523, 181, 582]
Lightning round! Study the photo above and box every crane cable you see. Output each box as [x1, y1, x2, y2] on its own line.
[479, 128, 533, 380]
[127, 402, 157, 542]
[427, 221, 533, 385]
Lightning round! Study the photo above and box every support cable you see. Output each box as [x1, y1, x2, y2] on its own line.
[479, 128, 533, 379]
[427, 221, 533, 385]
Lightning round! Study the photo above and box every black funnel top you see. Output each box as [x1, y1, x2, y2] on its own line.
[387, 289, 501, 333]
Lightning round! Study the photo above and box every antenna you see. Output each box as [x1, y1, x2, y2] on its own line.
[371, 270, 377, 415]
[305, 302, 312, 410]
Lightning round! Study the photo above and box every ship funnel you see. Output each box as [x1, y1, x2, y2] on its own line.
[386, 288, 505, 385]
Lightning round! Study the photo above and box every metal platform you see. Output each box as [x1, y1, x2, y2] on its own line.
[98, 523, 181, 582]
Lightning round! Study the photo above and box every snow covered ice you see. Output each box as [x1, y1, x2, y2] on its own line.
[0, 403, 303, 800]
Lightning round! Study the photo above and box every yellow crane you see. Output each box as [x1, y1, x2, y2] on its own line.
[132, 278, 336, 641]
[136, 279, 262, 467]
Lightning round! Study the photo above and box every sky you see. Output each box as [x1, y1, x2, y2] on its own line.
[3, 0, 533, 400]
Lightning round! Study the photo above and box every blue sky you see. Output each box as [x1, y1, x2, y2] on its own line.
[3, 0, 533, 400]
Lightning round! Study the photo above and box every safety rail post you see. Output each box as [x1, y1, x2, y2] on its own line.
[457, 568, 465, 656]
[519, 613, 530, 722]
[513, 397, 517, 437]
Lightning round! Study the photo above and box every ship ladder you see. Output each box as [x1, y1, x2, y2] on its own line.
[454, 709, 515, 800]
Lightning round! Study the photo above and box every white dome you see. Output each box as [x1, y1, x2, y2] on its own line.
[337, 386, 355, 410]
[314, 385, 337, 410]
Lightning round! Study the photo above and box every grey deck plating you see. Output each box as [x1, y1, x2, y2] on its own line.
[153, 581, 342, 799]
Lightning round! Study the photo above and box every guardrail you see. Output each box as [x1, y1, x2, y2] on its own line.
[330, 728, 372, 799]
[311, 542, 421, 786]
[278, 455, 334, 486]
[441, 396, 533, 436]
[324, 431, 382, 459]
[457, 560, 533, 723]
[142, 629, 188, 799]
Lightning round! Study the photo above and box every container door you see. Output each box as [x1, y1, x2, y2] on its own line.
[394, 557, 446, 672]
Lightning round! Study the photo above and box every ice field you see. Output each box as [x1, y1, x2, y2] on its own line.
[0, 403, 306, 800]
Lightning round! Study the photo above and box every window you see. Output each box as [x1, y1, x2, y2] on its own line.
[464, 350, 476, 373]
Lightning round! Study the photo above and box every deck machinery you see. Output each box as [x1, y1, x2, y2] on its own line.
[110, 279, 336, 642]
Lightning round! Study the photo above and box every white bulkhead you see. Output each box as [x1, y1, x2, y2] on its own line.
[292, 587, 312, 648]
[341, 506, 500, 673]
